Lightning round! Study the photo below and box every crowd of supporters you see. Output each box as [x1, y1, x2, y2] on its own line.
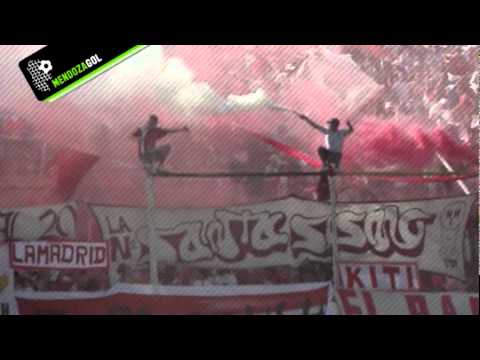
[7, 46, 480, 295]
[345, 45, 478, 146]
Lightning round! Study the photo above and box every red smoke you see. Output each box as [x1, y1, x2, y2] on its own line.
[1, 45, 477, 208]
[326, 118, 477, 173]
[249, 126, 475, 182]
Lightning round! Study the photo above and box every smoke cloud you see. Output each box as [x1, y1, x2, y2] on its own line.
[0, 45, 476, 207]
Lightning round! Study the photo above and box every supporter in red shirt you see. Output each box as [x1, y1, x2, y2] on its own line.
[132, 114, 189, 174]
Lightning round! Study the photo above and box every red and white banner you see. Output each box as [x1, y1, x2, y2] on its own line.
[90, 198, 333, 283]
[0, 202, 77, 244]
[336, 195, 474, 282]
[91, 195, 473, 284]
[10, 240, 108, 270]
[15, 282, 331, 315]
[336, 289, 479, 315]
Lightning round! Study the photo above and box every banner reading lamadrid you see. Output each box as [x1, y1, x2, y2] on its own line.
[15, 282, 331, 315]
[336, 289, 479, 315]
[90, 195, 474, 284]
[10, 240, 108, 270]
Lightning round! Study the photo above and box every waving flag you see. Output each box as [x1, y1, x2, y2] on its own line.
[46, 147, 99, 200]
[245, 128, 475, 185]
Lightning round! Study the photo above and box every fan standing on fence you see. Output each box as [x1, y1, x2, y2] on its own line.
[294, 112, 354, 201]
[295, 113, 354, 171]
[132, 114, 189, 174]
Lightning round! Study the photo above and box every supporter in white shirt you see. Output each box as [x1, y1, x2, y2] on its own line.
[295, 114, 354, 170]
[469, 71, 479, 94]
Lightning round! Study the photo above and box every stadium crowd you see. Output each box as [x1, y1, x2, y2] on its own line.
[345, 45, 478, 146]
[5, 45, 479, 295]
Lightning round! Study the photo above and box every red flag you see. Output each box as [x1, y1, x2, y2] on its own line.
[246, 130, 323, 168]
[46, 147, 99, 200]
[247, 129, 475, 185]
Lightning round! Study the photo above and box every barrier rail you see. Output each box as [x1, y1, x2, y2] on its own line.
[150, 170, 478, 178]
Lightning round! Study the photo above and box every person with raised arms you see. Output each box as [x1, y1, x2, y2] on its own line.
[132, 114, 189, 174]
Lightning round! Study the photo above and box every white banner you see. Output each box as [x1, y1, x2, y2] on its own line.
[90, 195, 474, 283]
[336, 195, 474, 281]
[336, 289, 479, 315]
[0, 202, 77, 242]
[90, 197, 333, 283]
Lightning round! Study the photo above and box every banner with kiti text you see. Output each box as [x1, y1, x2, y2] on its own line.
[335, 195, 474, 286]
